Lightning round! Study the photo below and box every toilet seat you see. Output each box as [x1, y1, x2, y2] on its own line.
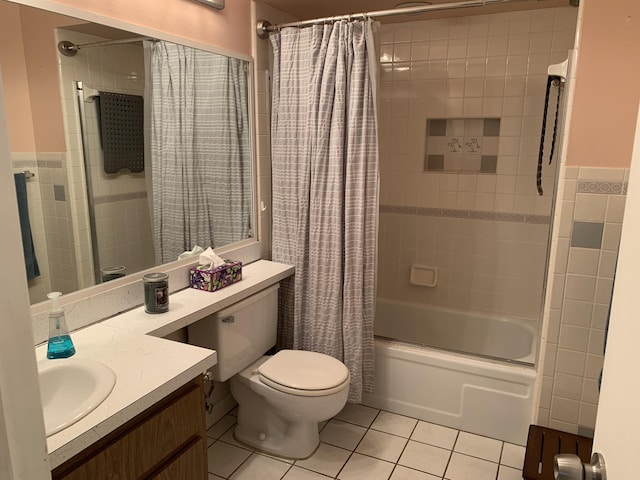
[258, 350, 350, 397]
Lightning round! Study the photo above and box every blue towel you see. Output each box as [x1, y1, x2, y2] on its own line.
[14, 173, 40, 280]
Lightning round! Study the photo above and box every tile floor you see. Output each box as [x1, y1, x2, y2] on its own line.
[206, 403, 526, 480]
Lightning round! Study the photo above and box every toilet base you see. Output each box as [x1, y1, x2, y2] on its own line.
[229, 357, 349, 459]
[234, 411, 320, 459]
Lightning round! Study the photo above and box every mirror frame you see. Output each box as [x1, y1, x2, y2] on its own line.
[7, 0, 262, 337]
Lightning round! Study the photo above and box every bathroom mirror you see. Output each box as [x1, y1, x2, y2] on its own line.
[0, 1, 256, 305]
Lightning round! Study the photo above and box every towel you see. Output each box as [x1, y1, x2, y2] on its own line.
[99, 92, 145, 174]
[13, 173, 40, 280]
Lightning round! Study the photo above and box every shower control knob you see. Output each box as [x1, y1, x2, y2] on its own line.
[258, 432, 266, 441]
[554, 453, 607, 480]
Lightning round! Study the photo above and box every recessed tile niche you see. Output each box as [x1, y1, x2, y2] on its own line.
[424, 118, 500, 174]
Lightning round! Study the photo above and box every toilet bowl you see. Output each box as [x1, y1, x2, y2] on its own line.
[187, 285, 351, 459]
[230, 350, 350, 459]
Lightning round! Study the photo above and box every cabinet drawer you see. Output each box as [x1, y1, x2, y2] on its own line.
[54, 379, 205, 480]
[148, 438, 207, 480]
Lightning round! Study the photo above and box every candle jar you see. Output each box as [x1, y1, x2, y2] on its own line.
[101, 265, 126, 282]
[143, 272, 169, 314]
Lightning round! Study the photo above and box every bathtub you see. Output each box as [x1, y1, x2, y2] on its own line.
[375, 299, 537, 364]
[362, 299, 537, 445]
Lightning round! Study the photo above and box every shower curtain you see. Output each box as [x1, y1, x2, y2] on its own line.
[270, 21, 379, 402]
[147, 41, 251, 264]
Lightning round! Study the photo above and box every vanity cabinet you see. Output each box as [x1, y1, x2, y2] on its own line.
[51, 376, 207, 480]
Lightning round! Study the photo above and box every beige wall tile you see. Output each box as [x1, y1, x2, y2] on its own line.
[553, 373, 583, 401]
[555, 348, 585, 376]
[550, 396, 579, 424]
[558, 325, 590, 353]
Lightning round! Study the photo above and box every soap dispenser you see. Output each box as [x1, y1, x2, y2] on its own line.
[46, 292, 76, 359]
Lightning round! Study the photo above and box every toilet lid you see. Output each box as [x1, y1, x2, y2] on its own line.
[258, 350, 350, 396]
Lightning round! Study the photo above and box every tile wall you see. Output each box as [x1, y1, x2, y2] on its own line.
[378, 210, 549, 320]
[12, 152, 78, 303]
[377, 7, 577, 323]
[55, 29, 154, 287]
[252, 1, 291, 260]
[538, 166, 627, 435]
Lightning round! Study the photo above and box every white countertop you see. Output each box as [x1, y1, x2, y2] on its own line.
[40, 259, 294, 470]
[104, 259, 294, 337]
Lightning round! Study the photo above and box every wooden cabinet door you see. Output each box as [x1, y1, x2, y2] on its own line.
[53, 378, 206, 480]
[148, 439, 207, 480]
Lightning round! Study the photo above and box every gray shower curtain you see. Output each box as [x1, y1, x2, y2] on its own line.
[270, 21, 379, 402]
[148, 41, 251, 264]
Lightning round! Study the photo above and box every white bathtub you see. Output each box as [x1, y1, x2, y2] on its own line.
[375, 299, 537, 364]
[363, 300, 537, 445]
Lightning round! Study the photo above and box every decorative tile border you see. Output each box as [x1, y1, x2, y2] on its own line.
[11, 160, 36, 168]
[577, 181, 628, 195]
[94, 191, 147, 205]
[37, 160, 64, 169]
[12, 160, 64, 169]
[380, 204, 550, 225]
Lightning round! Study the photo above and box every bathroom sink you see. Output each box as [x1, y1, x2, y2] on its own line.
[38, 358, 116, 437]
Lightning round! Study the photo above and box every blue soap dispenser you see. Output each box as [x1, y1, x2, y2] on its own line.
[46, 292, 76, 359]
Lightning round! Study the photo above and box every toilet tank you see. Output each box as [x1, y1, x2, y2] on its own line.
[187, 284, 279, 381]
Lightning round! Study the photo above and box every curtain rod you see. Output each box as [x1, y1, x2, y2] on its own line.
[256, 0, 522, 38]
[58, 36, 154, 57]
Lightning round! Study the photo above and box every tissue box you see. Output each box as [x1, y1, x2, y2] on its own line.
[189, 260, 242, 292]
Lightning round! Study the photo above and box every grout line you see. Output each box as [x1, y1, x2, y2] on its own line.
[208, 404, 522, 479]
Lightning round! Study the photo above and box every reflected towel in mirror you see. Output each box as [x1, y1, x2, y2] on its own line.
[13, 173, 40, 280]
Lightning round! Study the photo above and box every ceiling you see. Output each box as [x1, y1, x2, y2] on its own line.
[257, 0, 570, 24]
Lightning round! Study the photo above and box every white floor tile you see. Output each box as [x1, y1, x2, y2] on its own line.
[229, 453, 291, 480]
[294, 442, 352, 477]
[338, 453, 395, 480]
[389, 465, 441, 480]
[320, 419, 367, 450]
[445, 452, 498, 480]
[454, 431, 502, 462]
[334, 403, 380, 427]
[398, 440, 451, 477]
[370, 411, 418, 438]
[220, 428, 254, 450]
[207, 437, 215, 448]
[283, 466, 334, 480]
[356, 429, 408, 463]
[411, 421, 459, 450]
[501, 443, 526, 469]
[259, 451, 296, 465]
[498, 465, 524, 480]
[209, 474, 225, 480]
[207, 441, 252, 478]
[208, 415, 237, 439]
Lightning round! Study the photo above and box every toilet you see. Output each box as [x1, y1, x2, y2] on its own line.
[187, 284, 350, 459]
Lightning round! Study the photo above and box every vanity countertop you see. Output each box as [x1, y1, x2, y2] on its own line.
[39, 259, 294, 470]
[103, 259, 294, 338]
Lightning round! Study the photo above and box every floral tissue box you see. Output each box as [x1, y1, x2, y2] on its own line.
[189, 260, 242, 292]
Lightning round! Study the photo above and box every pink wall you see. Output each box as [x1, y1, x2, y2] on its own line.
[1, 0, 251, 153]
[20, 7, 78, 152]
[567, 0, 640, 167]
[0, 2, 36, 152]
[45, 0, 251, 57]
